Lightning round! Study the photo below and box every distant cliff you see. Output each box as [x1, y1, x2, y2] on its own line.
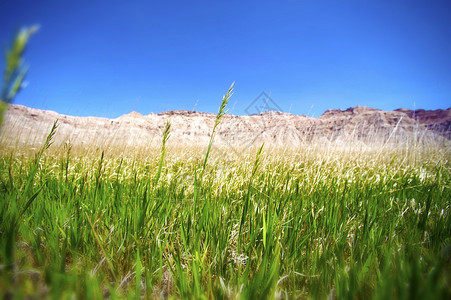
[1, 104, 450, 151]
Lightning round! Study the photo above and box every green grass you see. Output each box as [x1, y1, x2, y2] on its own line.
[0, 26, 38, 126]
[0, 127, 450, 299]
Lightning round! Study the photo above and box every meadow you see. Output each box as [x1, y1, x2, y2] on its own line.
[0, 116, 450, 299]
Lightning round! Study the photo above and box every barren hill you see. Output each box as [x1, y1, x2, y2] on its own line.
[1, 104, 450, 151]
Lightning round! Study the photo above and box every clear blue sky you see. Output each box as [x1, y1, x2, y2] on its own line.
[1, 0, 450, 118]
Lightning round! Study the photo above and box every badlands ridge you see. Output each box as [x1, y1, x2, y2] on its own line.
[0, 104, 450, 151]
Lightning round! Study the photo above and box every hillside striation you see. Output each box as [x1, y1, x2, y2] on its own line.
[1, 104, 450, 150]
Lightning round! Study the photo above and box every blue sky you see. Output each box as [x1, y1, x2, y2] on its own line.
[1, 0, 450, 118]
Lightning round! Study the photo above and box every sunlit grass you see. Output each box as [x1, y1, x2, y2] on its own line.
[0, 127, 450, 299]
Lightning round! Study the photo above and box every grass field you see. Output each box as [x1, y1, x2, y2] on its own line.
[0, 117, 450, 299]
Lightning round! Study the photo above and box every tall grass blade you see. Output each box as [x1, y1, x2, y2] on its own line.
[0, 25, 39, 125]
[201, 82, 233, 176]
[154, 120, 171, 187]
[239, 143, 264, 250]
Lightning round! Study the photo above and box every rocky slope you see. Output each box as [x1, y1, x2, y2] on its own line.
[1, 104, 450, 150]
